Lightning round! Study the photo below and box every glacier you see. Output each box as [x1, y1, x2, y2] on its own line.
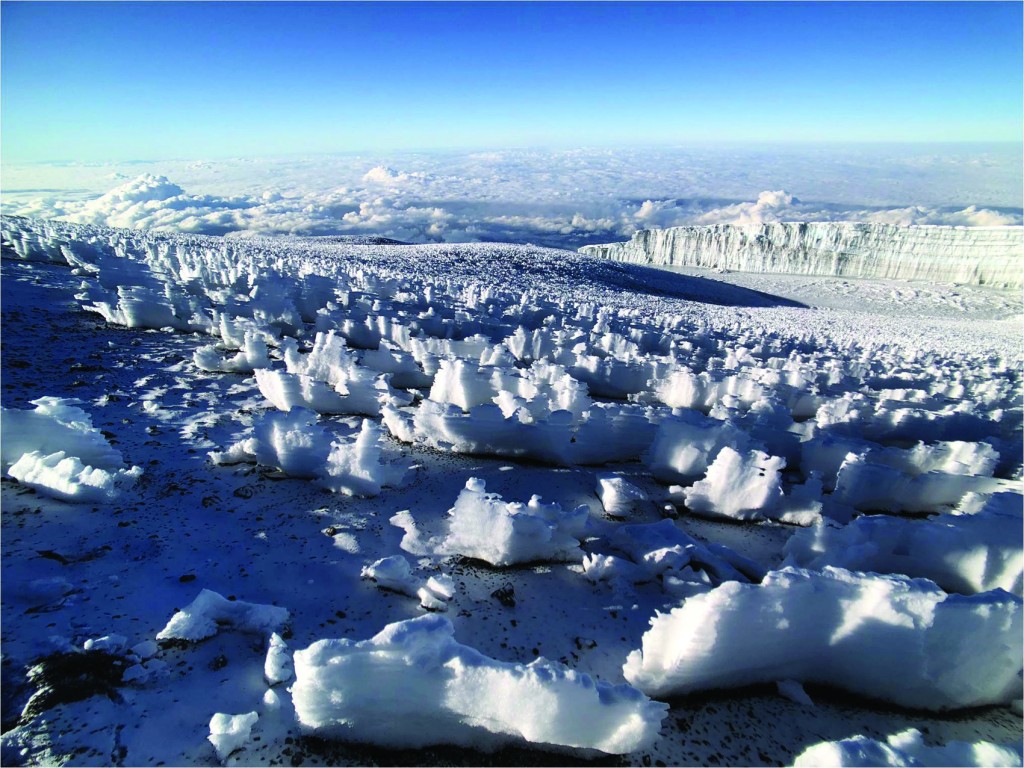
[580, 222, 1023, 288]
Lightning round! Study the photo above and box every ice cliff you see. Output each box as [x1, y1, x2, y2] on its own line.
[580, 223, 1023, 289]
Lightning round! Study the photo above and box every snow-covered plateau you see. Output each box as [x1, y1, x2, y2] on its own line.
[580, 222, 1024, 289]
[0, 213, 1021, 766]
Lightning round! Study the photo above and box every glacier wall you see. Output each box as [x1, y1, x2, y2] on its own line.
[579, 223, 1023, 289]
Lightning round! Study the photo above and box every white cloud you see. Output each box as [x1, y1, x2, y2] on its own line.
[687, 192, 1020, 228]
[362, 165, 421, 185]
[2, 147, 1020, 247]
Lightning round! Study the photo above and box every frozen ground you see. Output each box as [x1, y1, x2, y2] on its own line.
[1, 216, 1021, 766]
[658, 265, 1023, 323]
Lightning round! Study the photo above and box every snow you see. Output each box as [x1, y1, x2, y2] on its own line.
[360, 556, 457, 611]
[581, 222, 1024, 289]
[1, 212, 1020, 766]
[1, 397, 124, 472]
[269, 331, 402, 415]
[321, 419, 409, 496]
[210, 410, 407, 496]
[83, 634, 128, 653]
[784, 492, 1024, 595]
[602, 519, 766, 589]
[832, 451, 1012, 513]
[254, 369, 354, 414]
[645, 409, 751, 482]
[776, 679, 815, 708]
[262, 689, 281, 711]
[623, 566, 1022, 710]
[194, 332, 271, 374]
[291, 614, 667, 754]
[131, 640, 159, 660]
[384, 398, 662, 466]
[264, 633, 293, 685]
[793, 728, 1023, 767]
[392, 477, 589, 566]
[156, 589, 289, 642]
[2, 397, 143, 502]
[7, 450, 143, 504]
[211, 408, 332, 478]
[596, 473, 649, 517]
[208, 711, 258, 763]
[683, 446, 786, 521]
[360, 555, 420, 597]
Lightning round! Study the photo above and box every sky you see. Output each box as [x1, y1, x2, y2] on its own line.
[2, 1, 1022, 163]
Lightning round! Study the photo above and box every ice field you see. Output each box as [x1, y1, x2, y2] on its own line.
[0, 213, 1021, 766]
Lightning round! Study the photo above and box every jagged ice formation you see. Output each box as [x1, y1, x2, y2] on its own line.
[580, 222, 1023, 288]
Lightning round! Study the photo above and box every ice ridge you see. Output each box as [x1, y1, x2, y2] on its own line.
[580, 222, 1023, 288]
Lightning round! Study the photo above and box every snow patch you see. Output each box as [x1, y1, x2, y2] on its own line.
[1, 398, 142, 502]
[792, 728, 1023, 767]
[156, 590, 289, 642]
[391, 478, 589, 566]
[623, 566, 1022, 710]
[291, 614, 667, 754]
[208, 711, 258, 763]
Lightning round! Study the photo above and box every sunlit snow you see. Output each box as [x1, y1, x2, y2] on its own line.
[1, 211, 1020, 766]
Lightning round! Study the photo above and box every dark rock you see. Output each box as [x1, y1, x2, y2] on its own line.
[20, 651, 126, 722]
[490, 584, 516, 608]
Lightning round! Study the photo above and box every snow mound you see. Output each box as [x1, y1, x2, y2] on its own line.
[210, 410, 407, 496]
[321, 419, 409, 496]
[683, 447, 786, 521]
[623, 566, 1022, 710]
[597, 519, 766, 591]
[291, 614, 667, 754]
[257, 331, 404, 415]
[784, 492, 1024, 595]
[211, 408, 331, 478]
[360, 555, 456, 611]
[156, 589, 289, 642]
[1, 397, 142, 502]
[596, 473, 648, 517]
[801, 435, 1000, 492]
[645, 409, 752, 483]
[208, 711, 258, 763]
[392, 478, 589, 567]
[385, 399, 662, 466]
[264, 633, 293, 685]
[832, 452, 1014, 513]
[792, 728, 1023, 767]
[194, 332, 271, 373]
[360, 555, 420, 597]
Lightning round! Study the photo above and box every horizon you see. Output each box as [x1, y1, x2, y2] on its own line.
[5, 138, 1024, 168]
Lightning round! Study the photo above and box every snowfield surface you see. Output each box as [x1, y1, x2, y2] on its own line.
[1, 214, 1021, 766]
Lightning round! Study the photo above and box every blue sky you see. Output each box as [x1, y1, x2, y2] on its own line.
[2, 1, 1022, 162]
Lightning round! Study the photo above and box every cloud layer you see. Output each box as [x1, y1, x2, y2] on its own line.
[3, 146, 1020, 247]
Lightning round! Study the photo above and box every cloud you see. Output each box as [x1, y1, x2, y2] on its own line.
[2, 147, 1020, 247]
[362, 165, 416, 185]
[55, 174, 257, 235]
[685, 192, 1020, 228]
[864, 205, 1019, 227]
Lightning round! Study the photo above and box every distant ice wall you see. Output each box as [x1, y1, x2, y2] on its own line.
[579, 223, 1023, 289]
